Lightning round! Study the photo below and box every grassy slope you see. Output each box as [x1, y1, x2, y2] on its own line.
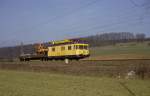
[0, 70, 150, 96]
[89, 42, 150, 60]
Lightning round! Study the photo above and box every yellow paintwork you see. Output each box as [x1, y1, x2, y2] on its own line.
[50, 39, 72, 45]
[48, 43, 89, 57]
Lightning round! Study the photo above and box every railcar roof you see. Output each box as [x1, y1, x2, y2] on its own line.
[48, 42, 88, 47]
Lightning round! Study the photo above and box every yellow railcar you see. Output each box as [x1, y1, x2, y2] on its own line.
[48, 39, 90, 60]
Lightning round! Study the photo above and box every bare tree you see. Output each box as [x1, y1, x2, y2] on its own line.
[136, 33, 146, 42]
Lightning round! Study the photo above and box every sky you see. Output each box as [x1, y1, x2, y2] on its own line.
[0, 0, 150, 47]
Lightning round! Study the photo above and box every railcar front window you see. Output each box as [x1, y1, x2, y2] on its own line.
[74, 45, 76, 50]
[84, 46, 88, 49]
[79, 45, 83, 49]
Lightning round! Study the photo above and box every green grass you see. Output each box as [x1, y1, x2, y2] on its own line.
[90, 42, 150, 59]
[0, 70, 150, 96]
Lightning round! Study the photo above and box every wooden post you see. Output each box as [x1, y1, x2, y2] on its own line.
[65, 58, 69, 64]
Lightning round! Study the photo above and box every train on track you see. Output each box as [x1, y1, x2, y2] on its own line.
[19, 39, 90, 61]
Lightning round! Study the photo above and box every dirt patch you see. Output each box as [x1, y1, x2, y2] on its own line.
[0, 60, 150, 79]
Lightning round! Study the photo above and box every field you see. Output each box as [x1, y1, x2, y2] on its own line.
[0, 70, 150, 96]
[89, 42, 150, 60]
[0, 42, 150, 96]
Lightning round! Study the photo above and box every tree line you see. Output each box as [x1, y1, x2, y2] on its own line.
[84, 32, 147, 46]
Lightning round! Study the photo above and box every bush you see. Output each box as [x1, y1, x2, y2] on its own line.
[135, 64, 149, 79]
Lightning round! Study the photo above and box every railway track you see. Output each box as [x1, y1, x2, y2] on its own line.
[82, 58, 150, 61]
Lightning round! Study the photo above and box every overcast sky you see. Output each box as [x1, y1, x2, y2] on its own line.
[0, 0, 150, 47]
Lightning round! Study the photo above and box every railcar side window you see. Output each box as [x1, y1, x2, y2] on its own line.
[52, 47, 55, 52]
[76, 45, 78, 49]
[84, 46, 88, 49]
[68, 46, 71, 50]
[61, 46, 65, 51]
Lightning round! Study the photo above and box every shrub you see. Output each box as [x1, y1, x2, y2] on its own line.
[135, 64, 149, 79]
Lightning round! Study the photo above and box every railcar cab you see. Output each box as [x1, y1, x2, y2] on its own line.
[73, 44, 89, 56]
